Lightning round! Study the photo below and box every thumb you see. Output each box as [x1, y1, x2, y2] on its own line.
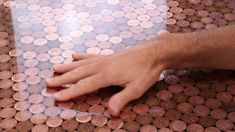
[108, 82, 145, 116]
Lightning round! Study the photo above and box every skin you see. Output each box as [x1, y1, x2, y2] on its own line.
[46, 25, 235, 116]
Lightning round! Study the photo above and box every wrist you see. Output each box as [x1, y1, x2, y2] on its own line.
[149, 32, 204, 70]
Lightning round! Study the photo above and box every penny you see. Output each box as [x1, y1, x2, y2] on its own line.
[200, 89, 216, 99]
[105, 118, 124, 130]
[76, 113, 92, 123]
[149, 106, 165, 117]
[49, 127, 65, 132]
[91, 115, 108, 127]
[210, 109, 227, 120]
[0, 39, 9, 47]
[168, 1, 179, 7]
[46, 117, 63, 127]
[59, 35, 72, 43]
[59, 109, 76, 120]
[15, 111, 32, 121]
[109, 36, 123, 44]
[123, 121, 140, 132]
[74, 101, 90, 112]
[227, 85, 235, 95]
[0, 98, 15, 108]
[216, 119, 234, 130]
[133, 104, 149, 115]
[13, 91, 29, 101]
[15, 121, 33, 132]
[30, 113, 47, 124]
[57, 101, 74, 109]
[189, 96, 205, 106]
[221, 102, 235, 112]
[204, 127, 221, 132]
[140, 125, 157, 132]
[199, 116, 216, 127]
[184, 86, 199, 96]
[193, 105, 210, 116]
[153, 117, 169, 128]
[156, 90, 173, 100]
[61, 119, 79, 131]
[158, 128, 173, 132]
[0, 107, 16, 118]
[81, 25, 94, 32]
[45, 33, 59, 41]
[136, 113, 153, 125]
[169, 120, 186, 131]
[205, 98, 221, 109]
[50, 56, 64, 64]
[182, 113, 199, 124]
[120, 110, 137, 121]
[48, 48, 62, 56]
[228, 112, 235, 122]
[28, 94, 44, 103]
[177, 102, 193, 113]
[88, 104, 105, 114]
[78, 123, 95, 132]
[168, 84, 184, 94]
[25, 67, 40, 76]
[86, 95, 102, 105]
[165, 110, 182, 121]
[144, 96, 161, 107]
[32, 124, 49, 132]
[29, 103, 46, 114]
[20, 36, 34, 44]
[0, 71, 12, 79]
[26, 76, 41, 85]
[161, 100, 177, 110]
[0, 79, 13, 89]
[94, 126, 111, 132]
[186, 123, 204, 132]
[45, 106, 61, 117]
[216, 91, 233, 102]
[24, 59, 39, 68]
[0, 31, 8, 38]
[0, 118, 17, 130]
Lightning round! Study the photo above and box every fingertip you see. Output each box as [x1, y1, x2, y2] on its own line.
[72, 53, 80, 60]
[45, 78, 53, 85]
[53, 92, 68, 101]
[108, 97, 122, 116]
[52, 64, 63, 72]
[108, 107, 120, 117]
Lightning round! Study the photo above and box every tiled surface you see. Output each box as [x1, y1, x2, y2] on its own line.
[0, 0, 235, 131]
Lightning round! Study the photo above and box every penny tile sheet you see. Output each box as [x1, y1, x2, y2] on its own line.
[0, 0, 235, 132]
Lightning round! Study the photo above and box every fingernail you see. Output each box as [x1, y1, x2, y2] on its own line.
[53, 92, 61, 98]
[45, 78, 52, 83]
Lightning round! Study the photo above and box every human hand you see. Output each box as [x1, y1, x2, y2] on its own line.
[46, 41, 166, 116]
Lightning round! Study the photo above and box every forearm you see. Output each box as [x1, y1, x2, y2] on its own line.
[152, 25, 235, 70]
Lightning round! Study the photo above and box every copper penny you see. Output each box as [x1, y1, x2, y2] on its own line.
[75, 112, 92, 123]
[91, 115, 108, 127]
[15, 111, 32, 121]
[15, 121, 33, 132]
[61, 119, 78, 131]
[169, 120, 186, 131]
[46, 117, 63, 127]
[32, 124, 49, 132]
[186, 123, 204, 132]
[0, 107, 16, 118]
[123, 121, 141, 132]
[59, 109, 76, 120]
[29, 103, 46, 114]
[30, 113, 48, 124]
[0, 118, 17, 130]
